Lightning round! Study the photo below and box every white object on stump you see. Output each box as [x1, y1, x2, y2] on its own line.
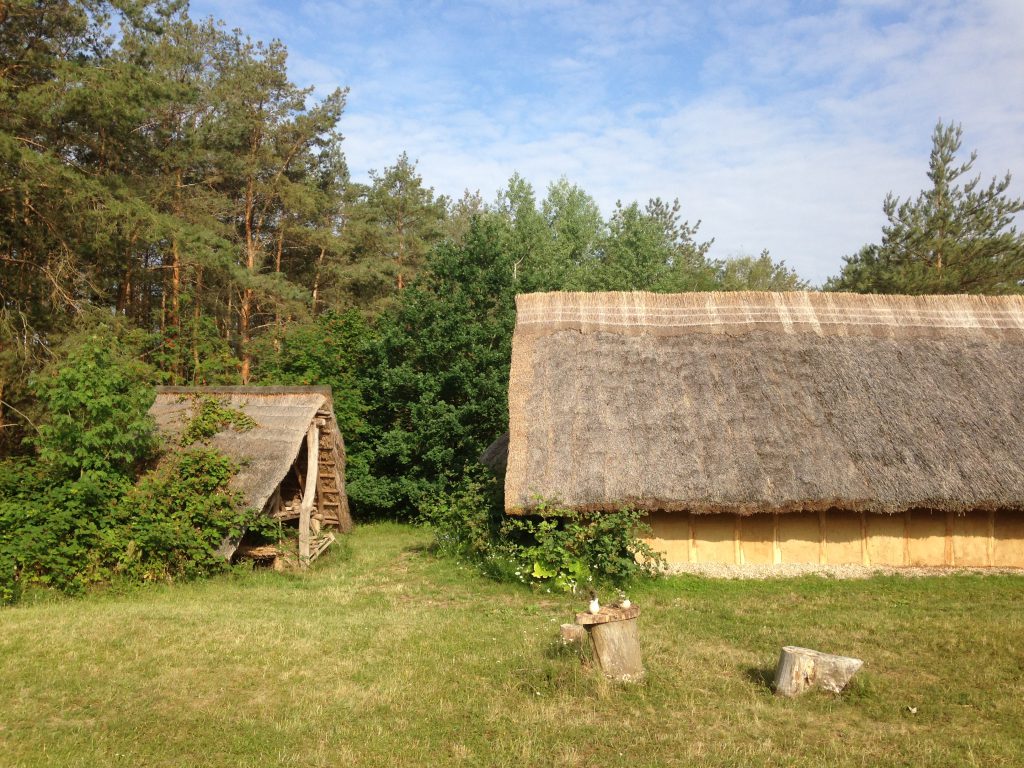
[575, 605, 644, 682]
[773, 646, 863, 697]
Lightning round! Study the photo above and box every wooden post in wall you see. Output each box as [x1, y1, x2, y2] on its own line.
[734, 514, 743, 565]
[772, 513, 782, 565]
[860, 512, 870, 566]
[945, 510, 955, 566]
[818, 510, 828, 565]
[987, 510, 996, 566]
[688, 513, 697, 563]
[903, 510, 912, 566]
[299, 422, 319, 567]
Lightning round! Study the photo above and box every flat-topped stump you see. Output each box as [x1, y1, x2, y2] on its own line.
[575, 605, 644, 681]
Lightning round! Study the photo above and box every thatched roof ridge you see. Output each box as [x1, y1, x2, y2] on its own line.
[515, 290, 1024, 340]
[156, 385, 334, 397]
[506, 291, 1024, 516]
[149, 386, 348, 520]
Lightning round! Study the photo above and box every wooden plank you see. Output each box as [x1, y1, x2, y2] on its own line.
[299, 422, 319, 566]
[818, 510, 827, 565]
[860, 512, 870, 566]
[903, 510, 912, 566]
[945, 510, 955, 566]
[987, 509, 996, 566]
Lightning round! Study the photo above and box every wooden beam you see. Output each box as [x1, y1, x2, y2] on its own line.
[987, 510, 996, 566]
[818, 510, 828, 565]
[299, 422, 319, 567]
[772, 513, 782, 565]
[860, 512, 870, 567]
[688, 512, 697, 563]
[903, 510, 912, 566]
[945, 510, 955, 566]
[734, 514, 743, 565]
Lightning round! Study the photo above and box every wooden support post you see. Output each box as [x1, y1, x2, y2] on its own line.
[688, 512, 697, 563]
[299, 422, 319, 567]
[772, 513, 782, 565]
[860, 512, 870, 566]
[818, 510, 828, 565]
[734, 514, 743, 565]
[576, 605, 644, 682]
[773, 646, 863, 697]
[945, 510, 955, 566]
[903, 510, 912, 565]
[987, 510, 996, 566]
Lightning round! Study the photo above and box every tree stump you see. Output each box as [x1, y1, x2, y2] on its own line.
[560, 623, 586, 646]
[773, 646, 863, 697]
[575, 605, 643, 682]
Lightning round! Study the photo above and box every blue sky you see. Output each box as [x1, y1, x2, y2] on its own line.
[188, 0, 1024, 284]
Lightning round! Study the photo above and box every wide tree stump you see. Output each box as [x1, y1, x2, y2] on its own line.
[773, 646, 863, 697]
[575, 605, 643, 682]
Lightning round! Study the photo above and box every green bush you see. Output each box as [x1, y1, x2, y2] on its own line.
[0, 324, 275, 603]
[502, 503, 664, 593]
[418, 467, 519, 581]
[119, 449, 273, 582]
[420, 473, 663, 593]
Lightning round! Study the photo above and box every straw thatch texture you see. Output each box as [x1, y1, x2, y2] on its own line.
[149, 386, 349, 523]
[479, 433, 509, 476]
[506, 291, 1024, 516]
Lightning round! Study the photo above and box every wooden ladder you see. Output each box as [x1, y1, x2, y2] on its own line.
[315, 410, 349, 530]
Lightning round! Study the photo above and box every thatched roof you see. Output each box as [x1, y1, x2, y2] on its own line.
[479, 432, 509, 477]
[149, 386, 349, 522]
[505, 291, 1024, 516]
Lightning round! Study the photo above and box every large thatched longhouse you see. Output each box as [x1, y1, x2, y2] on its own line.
[149, 386, 352, 563]
[503, 291, 1024, 567]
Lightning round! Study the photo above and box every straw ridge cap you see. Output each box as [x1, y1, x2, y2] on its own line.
[514, 291, 1024, 339]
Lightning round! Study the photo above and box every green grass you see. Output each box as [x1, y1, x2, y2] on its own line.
[2, 523, 1023, 767]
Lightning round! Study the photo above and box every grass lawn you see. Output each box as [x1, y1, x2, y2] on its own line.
[2, 522, 1023, 767]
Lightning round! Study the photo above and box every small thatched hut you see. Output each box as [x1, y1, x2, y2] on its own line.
[149, 386, 352, 563]
[501, 291, 1024, 567]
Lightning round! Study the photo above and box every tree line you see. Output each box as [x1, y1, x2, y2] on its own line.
[1, 1, 1022, 598]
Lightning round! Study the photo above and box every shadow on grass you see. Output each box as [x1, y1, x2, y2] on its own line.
[743, 666, 776, 693]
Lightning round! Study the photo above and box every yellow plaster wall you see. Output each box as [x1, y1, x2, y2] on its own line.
[825, 512, 863, 565]
[953, 512, 990, 566]
[692, 515, 736, 563]
[642, 509, 1024, 568]
[739, 514, 775, 564]
[907, 510, 947, 566]
[777, 512, 820, 564]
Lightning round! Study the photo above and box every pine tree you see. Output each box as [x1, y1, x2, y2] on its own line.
[337, 153, 447, 312]
[827, 121, 1024, 294]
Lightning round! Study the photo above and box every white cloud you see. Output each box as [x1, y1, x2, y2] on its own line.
[188, 0, 1024, 285]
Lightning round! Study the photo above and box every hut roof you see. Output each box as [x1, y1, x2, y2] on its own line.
[505, 291, 1024, 516]
[149, 386, 347, 518]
